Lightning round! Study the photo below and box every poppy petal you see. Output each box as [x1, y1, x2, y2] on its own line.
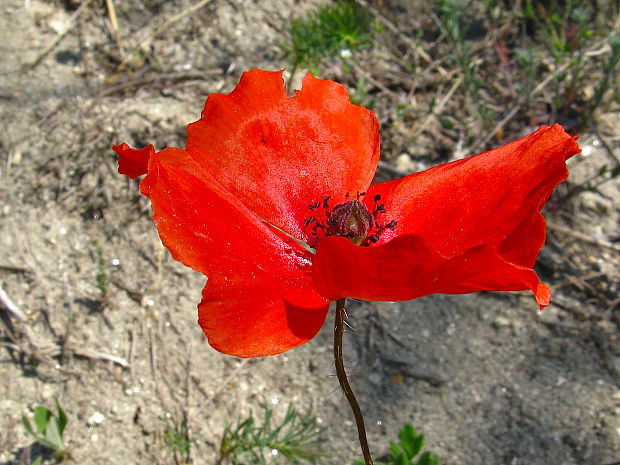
[185, 69, 380, 243]
[199, 275, 329, 358]
[312, 235, 551, 308]
[362, 124, 580, 268]
[314, 124, 580, 308]
[113, 143, 153, 179]
[139, 146, 330, 356]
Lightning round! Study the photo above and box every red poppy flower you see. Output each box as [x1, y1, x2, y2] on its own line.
[114, 69, 580, 358]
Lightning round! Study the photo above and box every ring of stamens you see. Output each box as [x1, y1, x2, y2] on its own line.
[304, 192, 397, 248]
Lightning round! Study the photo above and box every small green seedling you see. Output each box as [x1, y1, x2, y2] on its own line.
[22, 399, 69, 462]
[218, 403, 324, 465]
[349, 76, 375, 110]
[163, 417, 195, 464]
[283, 0, 374, 76]
[354, 423, 440, 465]
[93, 241, 110, 298]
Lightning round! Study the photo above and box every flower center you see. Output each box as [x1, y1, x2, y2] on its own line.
[304, 193, 397, 248]
[328, 199, 375, 245]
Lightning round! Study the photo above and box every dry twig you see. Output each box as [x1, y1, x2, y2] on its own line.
[0, 283, 27, 321]
[547, 222, 620, 252]
[99, 69, 221, 96]
[193, 359, 249, 418]
[357, 0, 446, 75]
[410, 76, 462, 137]
[105, 0, 119, 33]
[118, 0, 214, 69]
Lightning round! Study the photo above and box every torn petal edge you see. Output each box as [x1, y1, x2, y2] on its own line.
[113, 143, 154, 179]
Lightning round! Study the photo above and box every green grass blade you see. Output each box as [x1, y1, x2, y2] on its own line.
[22, 415, 38, 438]
[56, 399, 68, 435]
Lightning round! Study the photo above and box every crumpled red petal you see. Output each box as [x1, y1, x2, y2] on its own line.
[113, 142, 153, 179]
[313, 235, 551, 308]
[185, 69, 380, 243]
[139, 146, 329, 357]
[314, 124, 580, 308]
[361, 124, 579, 261]
[199, 274, 330, 358]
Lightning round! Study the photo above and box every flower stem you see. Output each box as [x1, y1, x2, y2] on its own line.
[334, 298, 373, 465]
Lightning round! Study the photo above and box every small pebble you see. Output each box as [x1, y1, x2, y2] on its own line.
[493, 316, 511, 328]
[395, 153, 416, 173]
[91, 411, 105, 425]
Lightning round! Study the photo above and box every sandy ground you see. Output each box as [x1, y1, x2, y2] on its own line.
[1, 1, 619, 464]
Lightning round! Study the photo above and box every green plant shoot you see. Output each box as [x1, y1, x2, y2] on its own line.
[217, 403, 324, 465]
[22, 399, 69, 462]
[354, 423, 440, 465]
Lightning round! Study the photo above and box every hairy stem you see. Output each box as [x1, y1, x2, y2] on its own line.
[334, 298, 373, 465]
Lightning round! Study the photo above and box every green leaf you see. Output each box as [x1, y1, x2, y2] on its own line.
[399, 424, 424, 458]
[32, 457, 43, 465]
[416, 451, 440, 465]
[440, 118, 454, 130]
[33, 406, 51, 434]
[22, 415, 38, 438]
[609, 34, 620, 50]
[44, 418, 64, 450]
[389, 439, 401, 458]
[56, 399, 68, 435]
[524, 1, 534, 19]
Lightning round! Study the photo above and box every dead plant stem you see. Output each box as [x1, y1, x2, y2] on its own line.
[118, 0, 214, 69]
[0, 283, 27, 321]
[334, 298, 373, 465]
